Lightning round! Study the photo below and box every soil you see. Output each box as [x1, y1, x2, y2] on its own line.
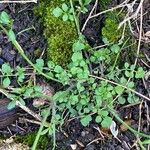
[0, 3, 45, 66]
[0, 1, 149, 150]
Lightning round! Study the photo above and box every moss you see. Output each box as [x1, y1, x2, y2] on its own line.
[34, 0, 77, 66]
[34, 48, 42, 57]
[101, 9, 127, 43]
[102, 18, 122, 43]
[15, 131, 49, 150]
[99, 0, 111, 9]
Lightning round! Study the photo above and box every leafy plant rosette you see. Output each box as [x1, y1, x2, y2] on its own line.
[0, 10, 146, 129]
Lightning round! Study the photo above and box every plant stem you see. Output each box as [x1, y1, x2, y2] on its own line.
[0, 24, 60, 83]
[70, 0, 80, 36]
[52, 101, 56, 150]
[32, 106, 51, 150]
[109, 107, 150, 139]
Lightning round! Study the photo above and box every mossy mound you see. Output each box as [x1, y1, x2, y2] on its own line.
[34, 0, 77, 66]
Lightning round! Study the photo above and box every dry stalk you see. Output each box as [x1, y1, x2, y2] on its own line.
[81, 0, 98, 32]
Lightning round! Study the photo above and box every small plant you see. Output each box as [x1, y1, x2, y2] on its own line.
[76, 0, 92, 13]
[53, 3, 74, 21]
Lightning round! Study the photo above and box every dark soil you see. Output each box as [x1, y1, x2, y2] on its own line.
[0, 3, 45, 66]
[0, 1, 150, 150]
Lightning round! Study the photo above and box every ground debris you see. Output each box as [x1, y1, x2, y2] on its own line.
[0, 138, 29, 150]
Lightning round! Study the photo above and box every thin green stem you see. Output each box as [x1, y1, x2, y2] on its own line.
[52, 101, 56, 150]
[32, 106, 51, 150]
[70, 0, 80, 36]
[0, 24, 60, 83]
[109, 38, 129, 75]
[109, 107, 150, 139]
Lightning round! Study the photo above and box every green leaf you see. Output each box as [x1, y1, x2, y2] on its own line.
[118, 97, 126, 104]
[110, 44, 120, 53]
[23, 88, 33, 97]
[101, 110, 108, 117]
[62, 3, 68, 12]
[70, 95, 78, 105]
[130, 64, 135, 70]
[102, 37, 109, 44]
[35, 59, 44, 71]
[142, 139, 150, 145]
[8, 30, 16, 42]
[101, 116, 112, 128]
[53, 91, 68, 103]
[62, 14, 68, 21]
[120, 77, 127, 84]
[3, 77, 11, 88]
[125, 70, 133, 78]
[0, 11, 10, 24]
[7, 101, 16, 110]
[16, 66, 25, 83]
[80, 115, 92, 126]
[127, 93, 139, 103]
[115, 85, 124, 94]
[135, 67, 145, 78]
[52, 7, 63, 17]
[127, 81, 134, 88]
[54, 65, 63, 73]
[34, 86, 42, 93]
[124, 62, 129, 69]
[69, 15, 74, 21]
[95, 115, 102, 123]
[47, 61, 55, 68]
[84, 107, 90, 113]
[19, 98, 25, 106]
[71, 52, 83, 62]
[77, 82, 85, 92]
[73, 40, 85, 52]
[2, 63, 12, 75]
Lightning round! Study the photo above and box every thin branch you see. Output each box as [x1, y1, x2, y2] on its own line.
[90, 0, 129, 19]
[81, 0, 98, 32]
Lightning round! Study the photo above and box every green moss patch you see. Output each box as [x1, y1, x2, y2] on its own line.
[34, 0, 77, 66]
[15, 131, 49, 150]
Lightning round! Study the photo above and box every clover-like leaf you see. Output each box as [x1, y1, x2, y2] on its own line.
[80, 115, 92, 126]
[62, 3, 69, 12]
[52, 7, 63, 17]
[101, 116, 112, 128]
[62, 14, 68, 21]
